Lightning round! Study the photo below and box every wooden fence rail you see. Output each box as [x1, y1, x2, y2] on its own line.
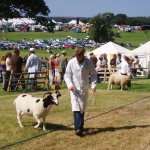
[97, 68, 117, 82]
[97, 67, 150, 82]
[7, 71, 49, 92]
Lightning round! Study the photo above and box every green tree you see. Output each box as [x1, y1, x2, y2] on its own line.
[61, 17, 68, 23]
[89, 13, 114, 43]
[80, 18, 90, 24]
[0, 0, 54, 32]
[114, 14, 127, 25]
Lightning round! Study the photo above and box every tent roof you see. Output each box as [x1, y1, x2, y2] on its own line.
[68, 20, 84, 25]
[131, 41, 150, 55]
[90, 41, 130, 58]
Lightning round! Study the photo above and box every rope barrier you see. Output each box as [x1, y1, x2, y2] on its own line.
[141, 143, 150, 150]
[85, 95, 150, 121]
[0, 95, 150, 149]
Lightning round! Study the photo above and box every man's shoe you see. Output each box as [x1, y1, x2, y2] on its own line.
[75, 130, 83, 137]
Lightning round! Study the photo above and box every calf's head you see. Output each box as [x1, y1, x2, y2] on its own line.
[43, 91, 61, 108]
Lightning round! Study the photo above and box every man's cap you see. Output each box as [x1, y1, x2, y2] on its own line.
[29, 48, 35, 52]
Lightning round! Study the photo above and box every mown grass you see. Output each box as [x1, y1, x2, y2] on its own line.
[0, 31, 88, 42]
[115, 30, 150, 49]
[0, 30, 150, 149]
[0, 79, 150, 150]
[0, 47, 93, 61]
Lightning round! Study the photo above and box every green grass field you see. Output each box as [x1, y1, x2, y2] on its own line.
[0, 31, 150, 149]
[115, 30, 150, 49]
[0, 80, 150, 150]
[0, 31, 88, 42]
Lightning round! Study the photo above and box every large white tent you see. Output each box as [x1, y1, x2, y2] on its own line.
[87, 41, 131, 68]
[89, 41, 130, 59]
[131, 41, 150, 55]
[131, 41, 150, 71]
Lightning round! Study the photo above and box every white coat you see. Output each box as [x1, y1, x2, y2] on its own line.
[64, 57, 97, 112]
[25, 53, 41, 78]
[117, 59, 131, 76]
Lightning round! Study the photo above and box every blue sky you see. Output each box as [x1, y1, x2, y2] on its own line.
[44, 0, 150, 17]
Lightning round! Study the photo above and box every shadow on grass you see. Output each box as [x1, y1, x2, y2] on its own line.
[84, 124, 150, 136]
[25, 122, 73, 131]
[0, 123, 73, 149]
[44, 123, 73, 131]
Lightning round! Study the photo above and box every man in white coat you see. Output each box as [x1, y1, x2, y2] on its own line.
[25, 48, 41, 90]
[117, 55, 131, 76]
[64, 47, 97, 136]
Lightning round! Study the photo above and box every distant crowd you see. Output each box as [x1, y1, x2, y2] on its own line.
[89, 52, 141, 81]
[0, 48, 69, 91]
[0, 47, 141, 91]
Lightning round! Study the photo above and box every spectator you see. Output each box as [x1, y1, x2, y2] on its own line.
[132, 55, 140, 77]
[64, 47, 97, 137]
[117, 56, 131, 76]
[46, 46, 53, 53]
[116, 53, 122, 65]
[96, 54, 108, 82]
[110, 54, 116, 67]
[58, 51, 68, 84]
[96, 53, 108, 70]
[110, 54, 116, 73]
[54, 53, 60, 84]
[25, 48, 41, 90]
[0, 55, 6, 89]
[89, 52, 98, 68]
[3, 52, 12, 91]
[48, 55, 55, 85]
[11, 49, 25, 90]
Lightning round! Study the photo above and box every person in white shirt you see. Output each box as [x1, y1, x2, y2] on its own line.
[25, 48, 41, 90]
[64, 47, 97, 136]
[4, 52, 12, 91]
[116, 53, 122, 66]
[117, 56, 131, 76]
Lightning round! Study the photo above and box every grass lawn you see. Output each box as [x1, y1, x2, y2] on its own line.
[0, 30, 150, 149]
[115, 30, 150, 49]
[0, 49, 75, 60]
[0, 31, 88, 42]
[0, 79, 150, 150]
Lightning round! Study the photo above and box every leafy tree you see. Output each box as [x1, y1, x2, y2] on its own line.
[114, 13, 127, 25]
[80, 18, 90, 24]
[0, 0, 55, 32]
[89, 13, 114, 43]
[61, 18, 68, 23]
[102, 12, 115, 20]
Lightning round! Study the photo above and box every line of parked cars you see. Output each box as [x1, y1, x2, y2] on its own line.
[0, 37, 98, 50]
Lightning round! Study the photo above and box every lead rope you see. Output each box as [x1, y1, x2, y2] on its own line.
[86, 92, 95, 118]
[57, 90, 70, 111]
